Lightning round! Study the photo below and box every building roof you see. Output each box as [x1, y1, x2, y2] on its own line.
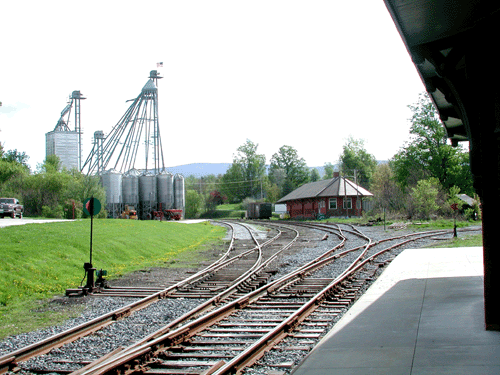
[277, 177, 373, 203]
[457, 194, 475, 207]
[383, 1, 500, 146]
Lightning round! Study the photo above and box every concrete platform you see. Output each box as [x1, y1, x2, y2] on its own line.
[292, 247, 500, 374]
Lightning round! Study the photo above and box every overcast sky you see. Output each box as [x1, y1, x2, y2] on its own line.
[0, 1, 425, 172]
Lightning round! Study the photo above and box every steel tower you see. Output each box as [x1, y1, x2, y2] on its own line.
[71, 90, 86, 171]
[46, 90, 85, 171]
[82, 71, 165, 175]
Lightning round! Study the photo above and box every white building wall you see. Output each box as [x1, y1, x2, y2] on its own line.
[45, 130, 79, 170]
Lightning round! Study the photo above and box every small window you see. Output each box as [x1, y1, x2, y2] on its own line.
[356, 199, 361, 209]
[343, 197, 352, 209]
[329, 198, 337, 210]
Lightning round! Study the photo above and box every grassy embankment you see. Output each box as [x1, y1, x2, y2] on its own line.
[0, 219, 226, 339]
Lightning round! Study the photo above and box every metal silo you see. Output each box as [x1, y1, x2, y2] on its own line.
[45, 130, 79, 170]
[122, 169, 140, 207]
[101, 169, 123, 204]
[101, 169, 122, 218]
[157, 172, 174, 210]
[174, 174, 185, 218]
[139, 172, 157, 219]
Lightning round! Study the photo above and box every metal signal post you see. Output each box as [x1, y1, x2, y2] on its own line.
[83, 197, 101, 291]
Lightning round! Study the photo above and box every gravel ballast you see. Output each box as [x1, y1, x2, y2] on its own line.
[0, 221, 482, 374]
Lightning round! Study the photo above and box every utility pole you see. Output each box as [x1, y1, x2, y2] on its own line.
[343, 169, 359, 218]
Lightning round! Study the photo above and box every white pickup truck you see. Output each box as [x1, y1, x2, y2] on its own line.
[0, 197, 24, 218]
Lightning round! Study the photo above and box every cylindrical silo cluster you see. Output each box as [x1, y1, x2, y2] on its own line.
[174, 174, 185, 218]
[157, 171, 175, 210]
[139, 172, 157, 220]
[122, 169, 140, 207]
[101, 169, 123, 218]
[101, 169, 184, 219]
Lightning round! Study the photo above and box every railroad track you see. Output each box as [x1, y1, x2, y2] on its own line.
[71, 222, 465, 375]
[0, 221, 481, 374]
[0, 221, 302, 374]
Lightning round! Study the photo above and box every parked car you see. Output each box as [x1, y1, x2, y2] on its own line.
[0, 198, 24, 218]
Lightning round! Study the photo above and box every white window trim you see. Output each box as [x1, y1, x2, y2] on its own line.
[329, 198, 337, 210]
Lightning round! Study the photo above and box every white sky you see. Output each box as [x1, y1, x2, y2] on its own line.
[0, 0, 425, 172]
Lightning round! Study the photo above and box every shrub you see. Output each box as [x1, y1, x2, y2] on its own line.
[410, 178, 441, 220]
[64, 199, 83, 219]
[241, 197, 257, 211]
[41, 205, 64, 218]
[464, 207, 479, 221]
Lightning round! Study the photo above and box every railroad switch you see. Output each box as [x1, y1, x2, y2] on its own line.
[65, 264, 108, 297]
[96, 269, 109, 288]
[84, 262, 96, 291]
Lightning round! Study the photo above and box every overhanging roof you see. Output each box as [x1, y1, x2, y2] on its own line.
[277, 177, 373, 203]
[384, 1, 500, 145]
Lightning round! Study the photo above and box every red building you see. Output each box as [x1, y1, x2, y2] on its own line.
[277, 173, 373, 218]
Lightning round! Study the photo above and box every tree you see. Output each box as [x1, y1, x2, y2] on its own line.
[66, 172, 106, 210]
[206, 190, 226, 211]
[3, 149, 29, 169]
[0, 147, 30, 188]
[263, 177, 281, 203]
[38, 154, 62, 174]
[20, 163, 106, 217]
[0, 159, 28, 186]
[392, 93, 473, 194]
[323, 162, 335, 179]
[221, 162, 246, 203]
[446, 185, 464, 212]
[268, 167, 286, 189]
[221, 140, 266, 202]
[269, 145, 309, 197]
[0, 149, 108, 218]
[22, 171, 72, 216]
[185, 189, 204, 218]
[185, 174, 223, 212]
[338, 137, 377, 189]
[310, 168, 320, 182]
[410, 178, 441, 219]
[370, 163, 406, 213]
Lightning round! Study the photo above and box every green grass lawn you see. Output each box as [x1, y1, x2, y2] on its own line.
[428, 233, 483, 248]
[0, 219, 226, 338]
[216, 203, 242, 211]
[200, 203, 246, 219]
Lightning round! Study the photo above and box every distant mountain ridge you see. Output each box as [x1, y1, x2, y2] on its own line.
[165, 163, 328, 178]
[165, 163, 232, 177]
[165, 162, 386, 178]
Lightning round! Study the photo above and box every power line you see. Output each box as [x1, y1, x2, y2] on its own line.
[185, 178, 264, 186]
